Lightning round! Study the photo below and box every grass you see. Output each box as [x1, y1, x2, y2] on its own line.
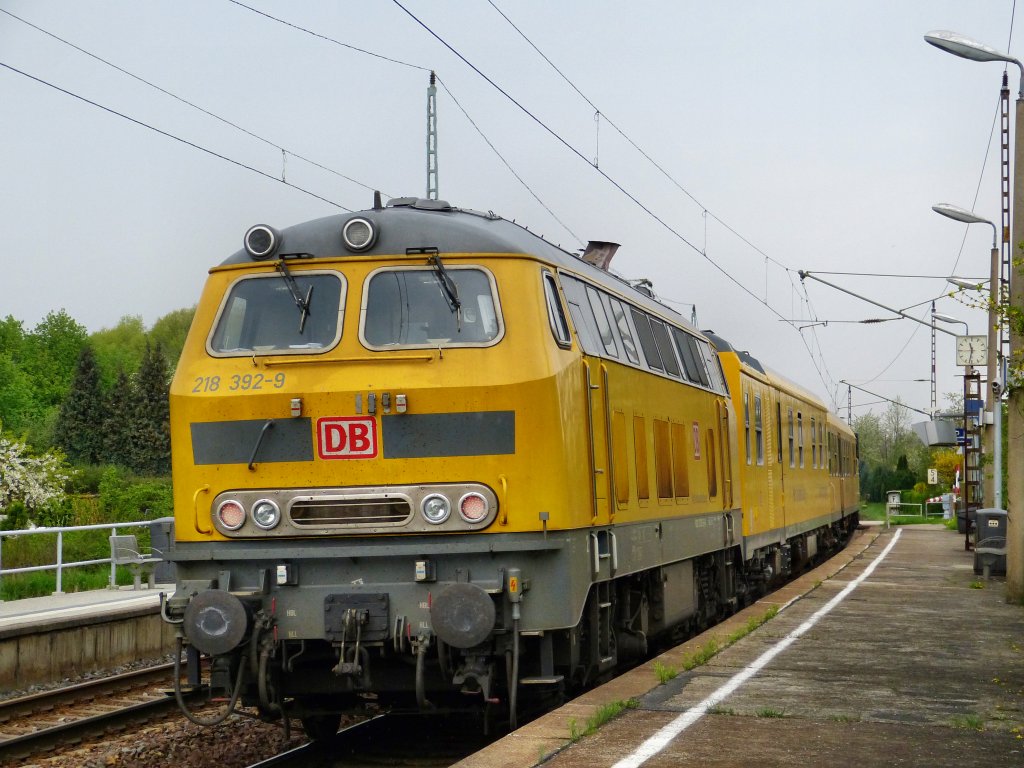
[651, 605, 781, 683]
[568, 698, 639, 742]
[756, 708, 787, 718]
[951, 713, 985, 731]
[0, 564, 134, 600]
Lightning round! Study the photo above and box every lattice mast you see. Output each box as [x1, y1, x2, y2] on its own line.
[427, 71, 438, 200]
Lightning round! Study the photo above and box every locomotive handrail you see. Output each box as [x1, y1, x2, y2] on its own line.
[192, 485, 212, 534]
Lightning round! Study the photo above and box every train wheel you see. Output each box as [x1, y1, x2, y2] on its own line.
[301, 713, 341, 740]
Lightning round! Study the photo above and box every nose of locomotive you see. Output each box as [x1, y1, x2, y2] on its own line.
[429, 582, 496, 649]
[183, 590, 250, 655]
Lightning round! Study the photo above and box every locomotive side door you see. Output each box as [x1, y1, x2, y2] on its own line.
[560, 276, 613, 526]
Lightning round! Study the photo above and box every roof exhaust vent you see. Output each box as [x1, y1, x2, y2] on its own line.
[581, 241, 620, 270]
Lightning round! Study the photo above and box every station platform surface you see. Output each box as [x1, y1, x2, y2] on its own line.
[457, 526, 1024, 768]
[0, 583, 170, 638]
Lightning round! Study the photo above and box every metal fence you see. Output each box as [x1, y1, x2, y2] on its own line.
[0, 519, 158, 596]
[884, 501, 947, 528]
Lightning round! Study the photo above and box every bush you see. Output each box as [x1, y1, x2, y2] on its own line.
[98, 466, 172, 522]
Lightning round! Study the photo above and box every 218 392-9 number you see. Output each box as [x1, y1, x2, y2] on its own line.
[192, 373, 286, 393]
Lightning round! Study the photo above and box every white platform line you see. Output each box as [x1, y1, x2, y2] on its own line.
[611, 529, 903, 768]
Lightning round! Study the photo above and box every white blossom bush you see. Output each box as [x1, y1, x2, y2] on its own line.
[0, 436, 74, 516]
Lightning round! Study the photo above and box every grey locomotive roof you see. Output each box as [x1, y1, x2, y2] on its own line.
[222, 197, 704, 336]
[702, 330, 766, 374]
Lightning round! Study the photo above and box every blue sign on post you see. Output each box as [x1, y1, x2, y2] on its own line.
[955, 428, 966, 446]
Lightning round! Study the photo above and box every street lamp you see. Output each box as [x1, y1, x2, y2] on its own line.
[926, 28, 1024, 601]
[947, 276, 989, 290]
[932, 311, 968, 333]
[932, 203, 1001, 509]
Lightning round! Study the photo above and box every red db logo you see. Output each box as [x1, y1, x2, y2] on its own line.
[317, 417, 378, 459]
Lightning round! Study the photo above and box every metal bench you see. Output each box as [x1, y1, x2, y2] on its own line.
[109, 534, 162, 590]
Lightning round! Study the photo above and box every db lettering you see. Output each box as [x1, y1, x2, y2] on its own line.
[317, 417, 378, 459]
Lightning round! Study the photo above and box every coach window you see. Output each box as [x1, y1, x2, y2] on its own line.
[696, 340, 720, 390]
[743, 392, 751, 465]
[630, 309, 664, 372]
[672, 328, 702, 384]
[787, 408, 795, 468]
[560, 276, 603, 356]
[209, 271, 345, 356]
[362, 267, 501, 349]
[669, 421, 689, 498]
[543, 272, 571, 348]
[608, 298, 640, 364]
[650, 319, 681, 377]
[811, 417, 817, 468]
[586, 286, 618, 357]
[797, 412, 805, 468]
[754, 394, 764, 465]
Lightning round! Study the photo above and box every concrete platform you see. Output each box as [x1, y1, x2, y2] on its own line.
[456, 527, 1024, 768]
[0, 585, 176, 689]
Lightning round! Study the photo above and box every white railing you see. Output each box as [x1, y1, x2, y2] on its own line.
[884, 501, 947, 528]
[0, 519, 159, 596]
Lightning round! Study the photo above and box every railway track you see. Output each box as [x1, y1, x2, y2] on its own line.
[0, 662, 194, 762]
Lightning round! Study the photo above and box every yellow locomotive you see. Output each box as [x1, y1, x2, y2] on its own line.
[163, 196, 859, 736]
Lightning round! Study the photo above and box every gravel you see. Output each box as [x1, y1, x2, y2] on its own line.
[22, 709, 307, 768]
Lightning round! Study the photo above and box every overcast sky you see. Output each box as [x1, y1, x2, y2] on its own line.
[0, 1, 1017, 420]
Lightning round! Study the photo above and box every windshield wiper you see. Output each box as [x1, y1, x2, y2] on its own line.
[428, 253, 461, 314]
[276, 259, 313, 334]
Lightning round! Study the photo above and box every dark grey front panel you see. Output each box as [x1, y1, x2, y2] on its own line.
[191, 418, 314, 465]
[382, 411, 515, 458]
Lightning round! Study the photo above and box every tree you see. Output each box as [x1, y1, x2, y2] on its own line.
[126, 342, 171, 475]
[23, 310, 88, 408]
[91, 315, 148, 391]
[102, 368, 133, 467]
[149, 307, 195, 372]
[56, 346, 107, 464]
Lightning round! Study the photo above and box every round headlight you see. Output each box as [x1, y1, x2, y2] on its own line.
[251, 499, 281, 530]
[216, 500, 246, 531]
[458, 492, 489, 523]
[342, 217, 377, 252]
[421, 494, 451, 524]
[244, 225, 280, 260]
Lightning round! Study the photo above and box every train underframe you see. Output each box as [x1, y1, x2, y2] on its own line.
[166, 510, 859, 738]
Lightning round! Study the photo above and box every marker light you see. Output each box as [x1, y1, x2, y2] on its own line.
[342, 217, 377, 251]
[459, 492, 489, 523]
[244, 225, 280, 260]
[217, 500, 246, 530]
[251, 499, 281, 530]
[421, 494, 451, 524]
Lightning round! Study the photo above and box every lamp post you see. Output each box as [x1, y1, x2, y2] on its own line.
[932, 203, 1001, 510]
[934, 312, 978, 543]
[926, 29, 1024, 602]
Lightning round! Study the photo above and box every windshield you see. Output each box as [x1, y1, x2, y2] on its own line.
[362, 267, 501, 348]
[209, 272, 344, 355]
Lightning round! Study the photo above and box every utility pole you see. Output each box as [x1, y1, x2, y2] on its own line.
[931, 301, 937, 417]
[426, 71, 438, 200]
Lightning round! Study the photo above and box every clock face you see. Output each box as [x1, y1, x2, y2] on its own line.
[955, 334, 987, 366]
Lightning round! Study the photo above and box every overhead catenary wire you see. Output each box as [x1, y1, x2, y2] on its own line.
[0, 61, 352, 212]
[0, 7, 385, 198]
[389, 0, 794, 328]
